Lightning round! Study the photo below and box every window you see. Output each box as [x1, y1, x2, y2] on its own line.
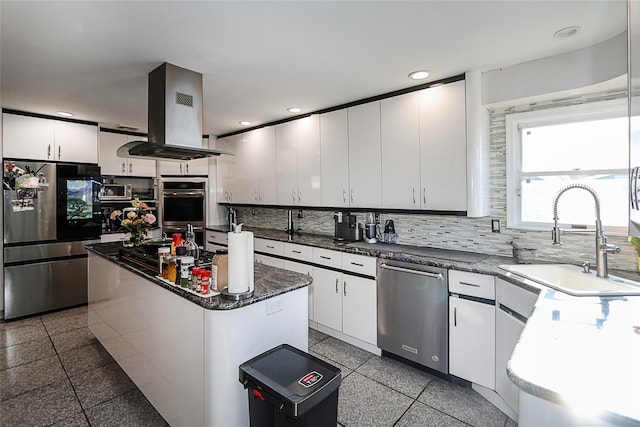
[506, 99, 629, 234]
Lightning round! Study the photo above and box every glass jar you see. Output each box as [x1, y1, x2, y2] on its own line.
[178, 256, 195, 288]
[166, 257, 177, 283]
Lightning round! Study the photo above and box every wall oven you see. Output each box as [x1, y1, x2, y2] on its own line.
[161, 180, 206, 246]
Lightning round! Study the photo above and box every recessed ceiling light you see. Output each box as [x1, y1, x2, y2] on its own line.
[287, 107, 302, 113]
[57, 111, 74, 117]
[408, 70, 430, 80]
[553, 26, 580, 39]
[239, 120, 252, 126]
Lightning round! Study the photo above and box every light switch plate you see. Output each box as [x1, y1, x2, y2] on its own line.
[491, 219, 501, 233]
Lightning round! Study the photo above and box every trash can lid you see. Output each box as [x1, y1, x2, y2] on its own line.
[239, 344, 342, 418]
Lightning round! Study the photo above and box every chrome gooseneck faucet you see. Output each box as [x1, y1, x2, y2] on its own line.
[551, 183, 620, 278]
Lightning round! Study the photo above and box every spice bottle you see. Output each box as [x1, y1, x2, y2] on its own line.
[166, 257, 177, 283]
[158, 247, 170, 277]
[178, 256, 195, 288]
[199, 270, 211, 295]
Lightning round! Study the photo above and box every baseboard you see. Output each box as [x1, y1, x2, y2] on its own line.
[314, 324, 382, 356]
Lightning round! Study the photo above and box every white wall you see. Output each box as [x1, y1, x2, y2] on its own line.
[483, 32, 627, 106]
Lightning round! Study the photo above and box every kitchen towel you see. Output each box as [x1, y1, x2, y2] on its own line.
[227, 229, 254, 293]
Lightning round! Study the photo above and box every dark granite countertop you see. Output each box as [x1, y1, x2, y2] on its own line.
[86, 242, 312, 311]
[207, 225, 640, 290]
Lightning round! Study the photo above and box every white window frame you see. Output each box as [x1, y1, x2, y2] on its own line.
[506, 98, 629, 234]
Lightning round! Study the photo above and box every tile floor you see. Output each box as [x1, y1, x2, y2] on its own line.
[1, 305, 516, 426]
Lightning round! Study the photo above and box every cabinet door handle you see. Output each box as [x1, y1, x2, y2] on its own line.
[292, 190, 296, 202]
[129, 164, 132, 174]
[298, 190, 301, 202]
[454, 307, 457, 327]
[350, 189, 354, 203]
[58, 146, 61, 159]
[47, 144, 52, 159]
[259, 191, 263, 201]
[335, 278, 339, 293]
[179, 163, 183, 175]
[320, 255, 331, 260]
[350, 262, 363, 267]
[292, 250, 301, 254]
[343, 189, 346, 203]
[412, 187, 416, 204]
[254, 190, 258, 201]
[423, 187, 426, 204]
[343, 281, 347, 296]
[122, 162, 126, 173]
[459, 281, 481, 288]
[185, 163, 189, 174]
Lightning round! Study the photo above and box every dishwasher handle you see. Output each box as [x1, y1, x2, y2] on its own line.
[379, 263, 444, 280]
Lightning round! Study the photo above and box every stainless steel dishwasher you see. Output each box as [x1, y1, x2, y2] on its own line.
[377, 259, 448, 374]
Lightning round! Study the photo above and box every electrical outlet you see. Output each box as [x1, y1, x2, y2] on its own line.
[374, 213, 380, 224]
[297, 209, 303, 219]
[491, 219, 501, 233]
[266, 299, 283, 315]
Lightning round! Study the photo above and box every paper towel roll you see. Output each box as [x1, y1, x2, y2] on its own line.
[227, 230, 254, 293]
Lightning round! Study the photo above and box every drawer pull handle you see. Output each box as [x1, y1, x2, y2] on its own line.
[459, 281, 481, 288]
[292, 250, 301, 254]
[350, 262, 364, 267]
[266, 245, 275, 249]
[320, 255, 331, 260]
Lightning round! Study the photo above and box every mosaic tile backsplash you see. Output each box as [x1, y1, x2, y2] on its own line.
[233, 89, 638, 272]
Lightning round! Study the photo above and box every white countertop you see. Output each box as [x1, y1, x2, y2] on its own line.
[507, 286, 640, 425]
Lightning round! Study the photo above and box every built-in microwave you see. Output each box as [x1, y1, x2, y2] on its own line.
[100, 183, 132, 201]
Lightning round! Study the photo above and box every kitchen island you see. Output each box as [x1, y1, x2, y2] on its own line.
[86, 243, 312, 427]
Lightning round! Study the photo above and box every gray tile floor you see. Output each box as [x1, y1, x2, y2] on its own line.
[1, 305, 516, 426]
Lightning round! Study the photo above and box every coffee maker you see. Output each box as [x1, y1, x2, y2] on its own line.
[334, 211, 362, 242]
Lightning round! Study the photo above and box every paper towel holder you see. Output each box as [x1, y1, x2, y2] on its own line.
[220, 287, 254, 301]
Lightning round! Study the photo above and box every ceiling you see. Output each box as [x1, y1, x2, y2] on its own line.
[0, 1, 627, 137]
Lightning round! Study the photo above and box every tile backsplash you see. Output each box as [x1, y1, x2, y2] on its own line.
[233, 89, 637, 272]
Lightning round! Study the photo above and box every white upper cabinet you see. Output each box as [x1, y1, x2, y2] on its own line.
[296, 115, 322, 206]
[275, 116, 321, 206]
[215, 135, 238, 203]
[3, 113, 98, 163]
[347, 101, 382, 208]
[381, 92, 421, 209]
[320, 109, 350, 208]
[233, 127, 277, 204]
[99, 131, 156, 177]
[419, 80, 467, 211]
[158, 139, 210, 176]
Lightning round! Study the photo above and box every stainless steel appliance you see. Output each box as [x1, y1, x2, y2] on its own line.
[116, 62, 233, 161]
[3, 160, 101, 319]
[99, 183, 131, 201]
[333, 211, 362, 242]
[377, 259, 449, 374]
[161, 179, 206, 245]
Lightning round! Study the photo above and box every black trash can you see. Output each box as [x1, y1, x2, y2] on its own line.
[239, 343, 342, 427]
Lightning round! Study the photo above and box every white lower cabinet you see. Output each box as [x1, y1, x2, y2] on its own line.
[313, 266, 377, 346]
[283, 259, 314, 321]
[449, 296, 496, 389]
[254, 253, 284, 268]
[495, 307, 525, 414]
[495, 277, 539, 416]
[341, 274, 377, 345]
[448, 270, 496, 389]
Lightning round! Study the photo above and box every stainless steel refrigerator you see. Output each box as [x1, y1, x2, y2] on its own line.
[3, 160, 101, 319]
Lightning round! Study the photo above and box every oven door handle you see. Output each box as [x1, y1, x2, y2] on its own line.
[162, 191, 205, 197]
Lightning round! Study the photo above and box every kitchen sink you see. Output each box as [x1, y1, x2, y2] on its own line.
[500, 264, 640, 296]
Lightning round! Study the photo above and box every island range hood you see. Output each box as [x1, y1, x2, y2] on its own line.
[117, 62, 233, 161]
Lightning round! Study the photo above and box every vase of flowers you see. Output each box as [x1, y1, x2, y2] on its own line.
[110, 198, 156, 246]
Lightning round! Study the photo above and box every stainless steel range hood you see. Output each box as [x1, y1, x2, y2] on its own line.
[117, 62, 232, 161]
